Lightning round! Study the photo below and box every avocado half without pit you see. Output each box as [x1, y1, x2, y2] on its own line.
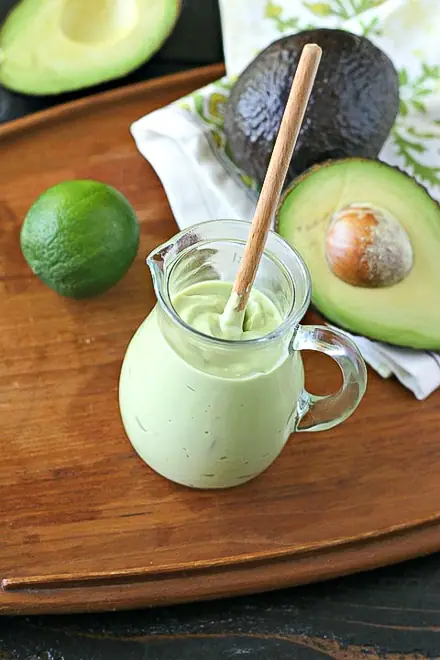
[276, 159, 440, 350]
[0, 0, 180, 95]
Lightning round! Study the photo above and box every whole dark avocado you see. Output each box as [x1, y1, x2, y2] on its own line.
[224, 29, 399, 188]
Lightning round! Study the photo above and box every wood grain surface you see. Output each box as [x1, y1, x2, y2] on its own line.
[1, 63, 440, 616]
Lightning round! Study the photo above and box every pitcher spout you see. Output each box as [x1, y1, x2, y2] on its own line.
[146, 245, 167, 295]
[146, 226, 202, 299]
[146, 233, 180, 296]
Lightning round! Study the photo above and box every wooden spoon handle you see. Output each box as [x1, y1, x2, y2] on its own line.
[233, 43, 322, 310]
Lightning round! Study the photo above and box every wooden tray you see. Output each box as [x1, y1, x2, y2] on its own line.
[1, 64, 440, 616]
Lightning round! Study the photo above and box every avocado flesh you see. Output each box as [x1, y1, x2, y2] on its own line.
[0, 0, 180, 95]
[276, 159, 440, 350]
[224, 29, 399, 189]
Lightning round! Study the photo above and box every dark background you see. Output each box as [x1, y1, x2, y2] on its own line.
[3, 555, 440, 658]
[1, 1, 440, 657]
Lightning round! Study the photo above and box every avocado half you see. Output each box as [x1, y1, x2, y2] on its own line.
[224, 29, 399, 189]
[276, 158, 440, 350]
[0, 0, 180, 95]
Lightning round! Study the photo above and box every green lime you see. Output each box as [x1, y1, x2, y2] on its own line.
[20, 179, 140, 299]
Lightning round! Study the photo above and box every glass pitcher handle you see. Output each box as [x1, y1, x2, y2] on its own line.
[291, 325, 367, 432]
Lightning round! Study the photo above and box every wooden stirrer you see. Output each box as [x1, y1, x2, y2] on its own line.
[230, 43, 322, 314]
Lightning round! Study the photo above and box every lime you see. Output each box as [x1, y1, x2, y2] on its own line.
[20, 180, 140, 299]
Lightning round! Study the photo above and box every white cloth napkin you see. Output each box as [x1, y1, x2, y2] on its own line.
[130, 0, 440, 399]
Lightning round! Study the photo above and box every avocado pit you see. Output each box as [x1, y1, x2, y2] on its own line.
[324, 203, 413, 288]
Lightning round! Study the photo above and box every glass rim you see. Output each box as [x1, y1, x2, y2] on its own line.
[147, 219, 312, 347]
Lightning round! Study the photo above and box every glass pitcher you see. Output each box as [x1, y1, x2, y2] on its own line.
[119, 220, 367, 489]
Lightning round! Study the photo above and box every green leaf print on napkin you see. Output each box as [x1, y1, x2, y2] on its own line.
[265, 0, 386, 26]
[392, 128, 440, 188]
[264, 0, 385, 36]
[392, 63, 440, 189]
[304, 0, 386, 19]
[178, 79, 259, 194]
[398, 63, 439, 117]
[264, 2, 301, 33]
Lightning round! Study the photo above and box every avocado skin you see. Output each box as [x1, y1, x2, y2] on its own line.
[224, 29, 399, 188]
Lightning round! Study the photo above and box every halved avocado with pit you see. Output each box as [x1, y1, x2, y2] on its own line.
[276, 158, 440, 350]
[0, 0, 180, 95]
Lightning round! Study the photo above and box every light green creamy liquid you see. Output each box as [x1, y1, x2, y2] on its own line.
[172, 280, 281, 341]
[119, 280, 304, 489]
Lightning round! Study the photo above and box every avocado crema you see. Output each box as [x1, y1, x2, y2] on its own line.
[277, 158, 440, 350]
